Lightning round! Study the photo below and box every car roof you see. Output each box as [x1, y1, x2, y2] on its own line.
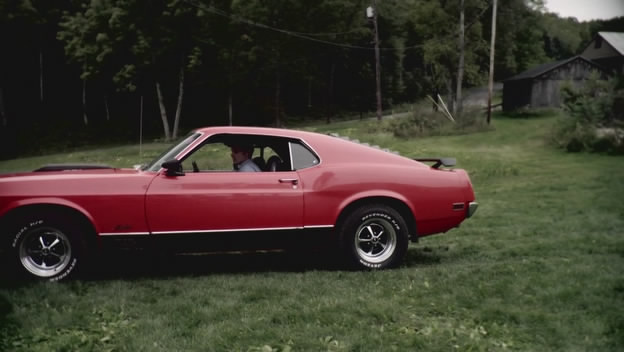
[194, 126, 318, 139]
[193, 126, 422, 167]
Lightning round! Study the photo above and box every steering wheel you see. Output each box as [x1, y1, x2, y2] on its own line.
[192, 161, 199, 173]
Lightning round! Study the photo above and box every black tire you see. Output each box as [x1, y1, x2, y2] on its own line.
[8, 214, 87, 282]
[339, 204, 409, 269]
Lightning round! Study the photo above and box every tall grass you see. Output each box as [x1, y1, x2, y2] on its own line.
[1, 112, 623, 351]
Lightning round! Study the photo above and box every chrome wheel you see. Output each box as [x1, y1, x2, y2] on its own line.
[340, 204, 409, 269]
[18, 227, 72, 278]
[354, 218, 397, 264]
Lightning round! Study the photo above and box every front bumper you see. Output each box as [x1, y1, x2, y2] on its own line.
[467, 201, 478, 218]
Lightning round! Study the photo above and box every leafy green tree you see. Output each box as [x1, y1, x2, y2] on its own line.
[1, 0, 72, 126]
[488, 0, 547, 79]
[4, 0, 621, 157]
[59, 0, 206, 140]
[562, 74, 621, 126]
[539, 13, 585, 60]
[404, 0, 487, 116]
[0, 0, 38, 127]
[311, 0, 370, 122]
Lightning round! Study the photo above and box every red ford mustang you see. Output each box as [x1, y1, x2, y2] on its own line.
[0, 126, 477, 281]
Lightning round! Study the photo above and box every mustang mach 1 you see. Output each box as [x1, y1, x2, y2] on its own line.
[0, 126, 477, 281]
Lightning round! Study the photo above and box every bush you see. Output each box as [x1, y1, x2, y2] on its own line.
[380, 106, 493, 139]
[505, 107, 560, 119]
[553, 74, 624, 154]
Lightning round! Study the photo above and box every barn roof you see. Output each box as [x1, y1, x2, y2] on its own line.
[503, 56, 604, 82]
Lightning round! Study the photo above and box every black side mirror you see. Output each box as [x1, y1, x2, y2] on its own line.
[161, 159, 185, 176]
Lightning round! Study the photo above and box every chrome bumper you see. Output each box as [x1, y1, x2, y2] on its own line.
[467, 201, 478, 218]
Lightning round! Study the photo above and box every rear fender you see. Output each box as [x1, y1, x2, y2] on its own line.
[334, 191, 418, 239]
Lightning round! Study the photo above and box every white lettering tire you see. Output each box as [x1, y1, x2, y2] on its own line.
[339, 204, 409, 269]
[10, 215, 85, 281]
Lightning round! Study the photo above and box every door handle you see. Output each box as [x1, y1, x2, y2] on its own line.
[279, 178, 299, 185]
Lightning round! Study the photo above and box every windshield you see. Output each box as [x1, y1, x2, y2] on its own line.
[142, 132, 202, 171]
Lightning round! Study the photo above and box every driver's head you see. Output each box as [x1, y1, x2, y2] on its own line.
[230, 145, 253, 164]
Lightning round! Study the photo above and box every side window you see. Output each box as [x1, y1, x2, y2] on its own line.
[290, 142, 319, 170]
[181, 142, 233, 172]
[179, 134, 302, 172]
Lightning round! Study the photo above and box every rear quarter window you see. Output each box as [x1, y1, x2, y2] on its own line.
[290, 142, 319, 170]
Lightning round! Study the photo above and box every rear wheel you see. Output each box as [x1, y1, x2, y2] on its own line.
[9, 215, 87, 281]
[339, 204, 409, 269]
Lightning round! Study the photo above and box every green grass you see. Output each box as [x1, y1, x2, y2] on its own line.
[1, 113, 623, 351]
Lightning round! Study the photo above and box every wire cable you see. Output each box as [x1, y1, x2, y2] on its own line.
[183, 0, 491, 52]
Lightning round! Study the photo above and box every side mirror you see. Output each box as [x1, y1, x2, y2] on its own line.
[161, 159, 185, 177]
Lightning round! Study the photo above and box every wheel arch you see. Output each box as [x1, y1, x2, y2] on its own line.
[0, 203, 99, 250]
[335, 196, 417, 241]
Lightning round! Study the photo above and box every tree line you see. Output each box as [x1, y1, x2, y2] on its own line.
[0, 0, 622, 158]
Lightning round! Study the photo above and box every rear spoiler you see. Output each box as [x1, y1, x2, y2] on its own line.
[414, 158, 456, 169]
[34, 164, 113, 172]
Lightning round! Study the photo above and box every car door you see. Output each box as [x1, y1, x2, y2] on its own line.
[144, 145, 303, 234]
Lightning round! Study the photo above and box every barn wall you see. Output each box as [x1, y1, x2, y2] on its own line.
[531, 80, 560, 107]
[530, 59, 604, 109]
[503, 57, 608, 112]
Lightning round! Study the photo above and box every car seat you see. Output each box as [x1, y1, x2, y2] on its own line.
[252, 156, 266, 171]
[266, 155, 283, 171]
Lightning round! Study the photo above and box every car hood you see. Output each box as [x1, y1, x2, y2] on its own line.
[0, 168, 142, 180]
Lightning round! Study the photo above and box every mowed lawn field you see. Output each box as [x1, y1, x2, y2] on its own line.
[0, 113, 623, 351]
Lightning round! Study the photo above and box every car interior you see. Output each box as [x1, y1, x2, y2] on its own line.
[179, 134, 294, 173]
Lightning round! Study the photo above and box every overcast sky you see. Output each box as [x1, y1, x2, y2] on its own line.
[544, 0, 624, 21]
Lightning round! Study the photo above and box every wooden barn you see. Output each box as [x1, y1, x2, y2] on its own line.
[502, 56, 607, 112]
[581, 32, 624, 75]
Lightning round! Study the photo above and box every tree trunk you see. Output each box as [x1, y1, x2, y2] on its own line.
[82, 79, 89, 126]
[373, 0, 382, 120]
[455, 0, 465, 118]
[274, 69, 281, 127]
[172, 65, 184, 140]
[307, 77, 312, 109]
[104, 95, 110, 121]
[228, 87, 233, 126]
[0, 86, 6, 127]
[156, 81, 171, 141]
[39, 50, 44, 102]
[227, 47, 234, 126]
[487, 0, 498, 125]
[326, 62, 335, 124]
[446, 78, 454, 116]
[139, 95, 144, 156]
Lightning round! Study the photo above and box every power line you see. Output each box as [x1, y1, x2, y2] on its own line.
[183, 0, 492, 52]
[184, 0, 408, 51]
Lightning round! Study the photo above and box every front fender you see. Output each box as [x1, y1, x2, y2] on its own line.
[0, 197, 97, 232]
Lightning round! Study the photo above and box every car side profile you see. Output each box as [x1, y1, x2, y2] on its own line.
[0, 126, 477, 281]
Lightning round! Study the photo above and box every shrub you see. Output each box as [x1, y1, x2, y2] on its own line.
[382, 106, 493, 139]
[505, 107, 560, 119]
[553, 74, 624, 154]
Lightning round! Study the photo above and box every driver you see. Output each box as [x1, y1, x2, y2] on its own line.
[230, 144, 261, 172]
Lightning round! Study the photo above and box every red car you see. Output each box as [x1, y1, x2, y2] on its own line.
[0, 126, 477, 281]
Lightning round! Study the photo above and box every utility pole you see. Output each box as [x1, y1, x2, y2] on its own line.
[455, 0, 465, 118]
[487, 0, 498, 125]
[368, 2, 382, 120]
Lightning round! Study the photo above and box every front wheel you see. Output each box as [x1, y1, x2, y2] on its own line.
[9, 216, 86, 281]
[339, 204, 409, 269]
